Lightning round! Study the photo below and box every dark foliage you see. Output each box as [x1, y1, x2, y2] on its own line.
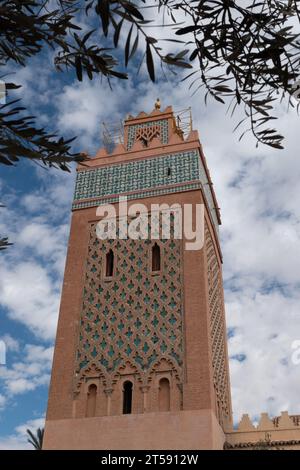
[0, 204, 12, 250]
[174, 0, 300, 149]
[0, 237, 13, 250]
[1, 1, 299, 164]
[26, 427, 44, 450]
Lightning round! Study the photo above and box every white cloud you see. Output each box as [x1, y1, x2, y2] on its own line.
[0, 262, 60, 340]
[0, 335, 19, 353]
[227, 288, 300, 419]
[15, 416, 45, 437]
[20, 169, 76, 219]
[56, 80, 137, 150]
[0, 417, 45, 450]
[0, 169, 73, 341]
[17, 222, 69, 275]
[0, 344, 53, 397]
[0, 394, 6, 409]
[24, 344, 54, 363]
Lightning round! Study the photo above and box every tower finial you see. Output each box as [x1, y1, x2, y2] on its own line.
[155, 98, 161, 110]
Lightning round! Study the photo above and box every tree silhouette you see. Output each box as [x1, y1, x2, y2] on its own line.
[1, 0, 299, 164]
[26, 427, 44, 450]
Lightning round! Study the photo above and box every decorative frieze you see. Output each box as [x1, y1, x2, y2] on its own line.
[74, 150, 200, 202]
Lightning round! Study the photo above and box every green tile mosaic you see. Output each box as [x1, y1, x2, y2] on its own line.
[73, 144, 220, 232]
[74, 150, 200, 202]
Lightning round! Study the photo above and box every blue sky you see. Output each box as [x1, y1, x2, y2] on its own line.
[1, 7, 300, 449]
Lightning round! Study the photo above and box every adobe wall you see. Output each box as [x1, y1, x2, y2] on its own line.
[43, 409, 224, 450]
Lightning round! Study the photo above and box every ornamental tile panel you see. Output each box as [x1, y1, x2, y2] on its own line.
[74, 218, 183, 391]
[205, 223, 230, 421]
[73, 148, 219, 233]
[74, 150, 200, 202]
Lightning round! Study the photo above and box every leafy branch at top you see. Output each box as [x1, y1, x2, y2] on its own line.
[0, 0, 191, 172]
[173, 0, 300, 149]
[1, 0, 300, 174]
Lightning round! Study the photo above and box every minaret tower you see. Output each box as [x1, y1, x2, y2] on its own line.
[43, 103, 232, 450]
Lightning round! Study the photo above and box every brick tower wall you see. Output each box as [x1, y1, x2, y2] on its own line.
[44, 105, 232, 449]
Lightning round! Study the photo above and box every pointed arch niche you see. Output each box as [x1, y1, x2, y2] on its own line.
[151, 242, 161, 273]
[158, 378, 170, 412]
[86, 384, 97, 417]
[123, 381, 133, 414]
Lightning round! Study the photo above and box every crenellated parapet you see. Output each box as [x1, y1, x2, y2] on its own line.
[225, 412, 300, 449]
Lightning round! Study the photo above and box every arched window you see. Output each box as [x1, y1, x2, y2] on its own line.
[123, 381, 133, 414]
[159, 378, 170, 412]
[152, 243, 161, 272]
[106, 249, 114, 277]
[86, 384, 97, 417]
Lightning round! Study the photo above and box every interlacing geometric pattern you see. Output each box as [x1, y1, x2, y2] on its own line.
[73, 150, 200, 202]
[205, 224, 230, 420]
[74, 218, 183, 392]
[127, 119, 169, 150]
[73, 149, 220, 234]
